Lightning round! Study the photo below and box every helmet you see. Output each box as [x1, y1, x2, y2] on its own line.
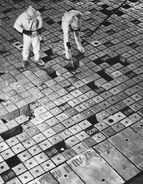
[27, 5, 35, 17]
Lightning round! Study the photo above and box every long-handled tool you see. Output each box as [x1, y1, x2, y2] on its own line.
[84, 0, 137, 38]
[94, 0, 128, 32]
[66, 41, 75, 69]
[69, 45, 74, 68]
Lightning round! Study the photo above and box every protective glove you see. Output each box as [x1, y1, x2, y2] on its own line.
[39, 35, 44, 43]
[37, 28, 42, 35]
[78, 45, 85, 53]
[66, 42, 71, 49]
[23, 29, 32, 36]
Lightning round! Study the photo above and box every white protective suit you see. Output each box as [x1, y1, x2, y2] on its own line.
[14, 6, 42, 62]
[62, 10, 84, 59]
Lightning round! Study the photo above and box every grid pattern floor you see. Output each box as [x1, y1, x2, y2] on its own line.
[0, 0, 143, 183]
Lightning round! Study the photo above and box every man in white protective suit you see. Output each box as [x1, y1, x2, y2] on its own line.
[14, 5, 44, 68]
[62, 9, 85, 60]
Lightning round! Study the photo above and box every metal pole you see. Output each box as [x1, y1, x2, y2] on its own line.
[85, 0, 128, 37]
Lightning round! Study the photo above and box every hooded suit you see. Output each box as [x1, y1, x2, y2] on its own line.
[14, 6, 42, 62]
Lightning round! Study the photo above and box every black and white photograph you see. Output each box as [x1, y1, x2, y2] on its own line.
[0, 0, 143, 184]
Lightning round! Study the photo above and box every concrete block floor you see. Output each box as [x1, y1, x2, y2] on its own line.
[0, 0, 143, 183]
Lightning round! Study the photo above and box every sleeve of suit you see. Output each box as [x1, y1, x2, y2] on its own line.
[13, 15, 23, 33]
[63, 25, 69, 43]
[36, 11, 43, 29]
[62, 13, 70, 43]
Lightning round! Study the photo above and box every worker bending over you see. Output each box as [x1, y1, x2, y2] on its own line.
[62, 9, 85, 60]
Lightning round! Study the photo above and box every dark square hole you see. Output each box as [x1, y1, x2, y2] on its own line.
[48, 71, 57, 79]
[121, 106, 135, 116]
[93, 58, 105, 65]
[74, 52, 85, 60]
[115, 10, 124, 16]
[44, 146, 58, 158]
[87, 81, 99, 90]
[0, 99, 5, 103]
[37, 7, 45, 12]
[125, 71, 137, 78]
[1, 170, 16, 183]
[104, 41, 114, 47]
[87, 115, 98, 125]
[106, 29, 116, 35]
[46, 18, 55, 25]
[45, 49, 53, 56]
[128, 42, 139, 49]
[2, 8, 14, 14]
[1, 125, 23, 140]
[101, 9, 113, 16]
[102, 21, 111, 26]
[95, 87, 106, 94]
[54, 141, 69, 153]
[106, 56, 120, 65]
[122, 4, 131, 9]
[97, 70, 113, 82]
[100, 55, 110, 62]
[101, 4, 109, 9]
[42, 56, 52, 63]
[6, 155, 21, 168]
[58, 20, 62, 25]
[85, 125, 99, 136]
[59, 102, 70, 111]
[131, 19, 141, 25]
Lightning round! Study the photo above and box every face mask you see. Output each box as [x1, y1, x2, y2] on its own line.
[69, 24, 80, 32]
[70, 18, 80, 31]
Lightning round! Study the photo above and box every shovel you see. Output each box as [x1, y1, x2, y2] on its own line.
[68, 46, 74, 68]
